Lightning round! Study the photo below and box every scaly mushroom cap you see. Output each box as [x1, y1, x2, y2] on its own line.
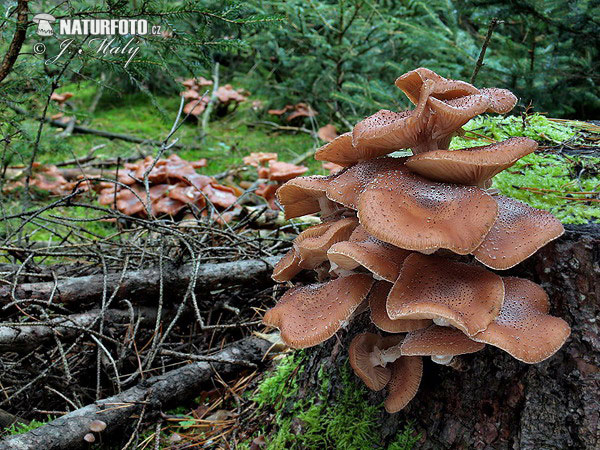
[272, 248, 303, 282]
[328, 226, 411, 282]
[369, 281, 432, 332]
[401, 325, 484, 356]
[384, 356, 423, 413]
[472, 277, 570, 363]
[276, 176, 332, 219]
[387, 254, 505, 336]
[263, 274, 374, 348]
[318, 124, 339, 142]
[473, 195, 564, 270]
[352, 80, 433, 156]
[267, 160, 308, 182]
[480, 88, 518, 113]
[294, 217, 358, 269]
[349, 332, 403, 391]
[405, 137, 538, 186]
[395, 68, 480, 104]
[425, 94, 490, 143]
[315, 132, 357, 167]
[356, 160, 498, 254]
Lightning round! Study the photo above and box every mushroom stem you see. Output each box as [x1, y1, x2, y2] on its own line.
[433, 317, 451, 327]
[431, 354, 454, 365]
[371, 344, 403, 367]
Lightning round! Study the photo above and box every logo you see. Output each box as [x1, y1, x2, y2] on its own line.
[33, 13, 56, 36]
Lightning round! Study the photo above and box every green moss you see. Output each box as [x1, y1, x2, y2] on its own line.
[3, 416, 54, 437]
[247, 354, 419, 450]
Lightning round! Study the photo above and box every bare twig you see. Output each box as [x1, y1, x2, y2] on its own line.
[470, 18, 501, 84]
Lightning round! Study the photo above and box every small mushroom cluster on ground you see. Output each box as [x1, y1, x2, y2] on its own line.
[4, 162, 95, 195]
[97, 154, 241, 222]
[242, 152, 308, 210]
[180, 78, 248, 118]
[268, 103, 317, 123]
[263, 68, 571, 413]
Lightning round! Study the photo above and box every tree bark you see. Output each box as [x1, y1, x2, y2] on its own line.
[295, 224, 600, 449]
[0, 335, 273, 450]
[0, 256, 281, 307]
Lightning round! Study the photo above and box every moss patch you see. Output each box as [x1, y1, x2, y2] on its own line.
[244, 353, 420, 450]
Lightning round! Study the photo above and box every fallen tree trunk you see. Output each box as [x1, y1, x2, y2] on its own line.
[0, 256, 281, 306]
[0, 335, 274, 450]
[293, 224, 600, 449]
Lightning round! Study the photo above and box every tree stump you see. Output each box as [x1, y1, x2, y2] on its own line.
[295, 224, 599, 449]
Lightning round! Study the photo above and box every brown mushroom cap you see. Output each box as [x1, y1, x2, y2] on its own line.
[295, 217, 358, 269]
[473, 195, 564, 270]
[272, 248, 303, 282]
[243, 152, 278, 167]
[276, 176, 333, 219]
[356, 160, 498, 254]
[425, 94, 490, 144]
[369, 281, 432, 332]
[480, 88, 518, 114]
[472, 277, 570, 363]
[202, 183, 238, 209]
[401, 325, 484, 356]
[83, 433, 96, 443]
[183, 99, 208, 116]
[318, 124, 339, 142]
[349, 332, 403, 391]
[384, 356, 423, 413]
[352, 80, 433, 156]
[267, 160, 308, 182]
[314, 132, 358, 167]
[387, 253, 505, 336]
[395, 68, 480, 104]
[328, 226, 411, 282]
[405, 137, 538, 186]
[286, 103, 317, 121]
[263, 274, 374, 348]
[89, 420, 107, 433]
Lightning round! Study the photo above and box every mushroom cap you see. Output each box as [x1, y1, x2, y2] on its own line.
[294, 217, 358, 269]
[315, 132, 358, 167]
[369, 281, 432, 333]
[262, 274, 374, 348]
[387, 253, 505, 336]
[216, 85, 247, 103]
[356, 159, 498, 254]
[89, 420, 107, 432]
[201, 183, 238, 209]
[286, 103, 317, 121]
[268, 105, 294, 115]
[425, 94, 490, 142]
[243, 152, 278, 167]
[405, 137, 538, 186]
[352, 80, 432, 155]
[395, 68, 480, 104]
[183, 99, 208, 116]
[83, 433, 96, 443]
[153, 196, 186, 216]
[272, 248, 303, 282]
[349, 332, 403, 391]
[318, 124, 339, 142]
[472, 277, 570, 363]
[473, 195, 564, 270]
[480, 88, 518, 114]
[33, 13, 56, 23]
[267, 160, 308, 182]
[276, 176, 331, 219]
[327, 226, 411, 282]
[181, 89, 200, 100]
[401, 325, 485, 356]
[384, 356, 423, 413]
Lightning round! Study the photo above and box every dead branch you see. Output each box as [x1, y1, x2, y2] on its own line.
[0, 335, 275, 450]
[0, 307, 169, 351]
[0, 0, 28, 84]
[0, 256, 281, 306]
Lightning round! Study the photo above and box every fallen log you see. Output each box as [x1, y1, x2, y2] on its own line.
[0, 256, 281, 307]
[284, 224, 600, 449]
[0, 335, 274, 450]
[0, 307, 168, 351]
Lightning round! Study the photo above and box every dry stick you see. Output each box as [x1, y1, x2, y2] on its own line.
[0, 335, 275, 450]
[201, 62, 220, 135]
[0, 256, 282, 306]
[470, 18, 501, 84]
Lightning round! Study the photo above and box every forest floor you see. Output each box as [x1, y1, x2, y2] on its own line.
[1, 81, 599, 449]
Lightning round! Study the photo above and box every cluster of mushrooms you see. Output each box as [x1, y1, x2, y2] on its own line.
[98, 154, 240, 221]
[180, 77, 248, 118]
[263, 68, 570, 413]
